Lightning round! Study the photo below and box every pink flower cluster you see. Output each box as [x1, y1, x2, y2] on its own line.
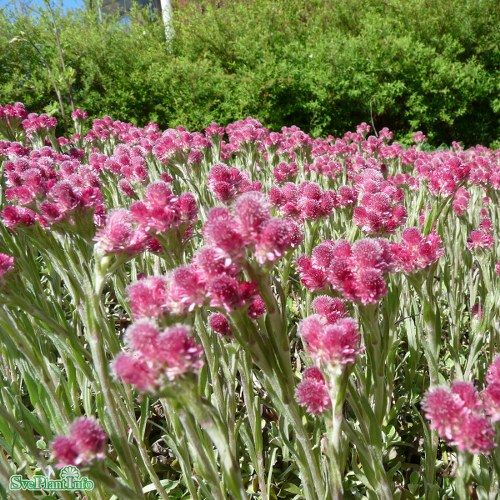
[51, 417, 107, 468]
[298, 238, 393, 304]
[269, 182, 335, 220]
[273, 161, 299, 183]
[126, 254, 264, 318]
[423, 381, 495, 454]
[483, 356, 500, 423]
[467, 212, 495, 251]
[352, 169, 407, 235]
[0, 254, 14, 280]
[114, 320, 204, 392]
[299, 297, 361, 367]
[203, 191, 302, 264]
[2, 147, 105, 229]
[295, 367, 331, 415]
[390, 228, 444, 273]
[95, 181, 197, 255]
[207, 163, 261, 203]
[22, 113, 57, 135]
[152, 127, 211, 165]
[130, 181, 197, 235]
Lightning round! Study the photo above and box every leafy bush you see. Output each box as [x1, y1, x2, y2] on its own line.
[0, 0, 498, 146]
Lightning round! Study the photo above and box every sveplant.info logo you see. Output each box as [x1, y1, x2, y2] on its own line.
[9, 465, 94, 492]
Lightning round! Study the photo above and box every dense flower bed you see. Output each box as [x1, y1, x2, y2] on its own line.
[0, 102, 499, 499]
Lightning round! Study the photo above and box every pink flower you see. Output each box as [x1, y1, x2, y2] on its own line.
[423, 387, 468, 440]
[113, 354, 157, 392]
[353, 192, 406, 234]
[130, 182, 197, 235]
[209, 313, 233, 337]
[295, 368, 331, 415]
[300, 316, 361, 366]
[412, 131, 426, 144]
[233, 191, 271, 244]
[52, 417, 107, 468]
[496, 261, 500, 277]
[208, 164, 260, 203]
[207, 274, 242, 311]
[391, 228, 444, 273]
[483, 356, 500, 422]
[95, 209, 148, 255]
[70, 417, 107, 460]
[51, 437, 79, 468]
[127, 276, 169, 319]
[424, 384, 495, 454]
[203, 207, 244, 259]
[0, 254, 14, 280]
[71, 109, 88, 121]
[156, 325, 204, 379]
[2, 206, 37, 229]
[169, 266, 206, 312]
[192, 246, 240, 281]
[312, 296, 346, 324]
[255, 217, 302, 264]
[248, 296, 266, 319]
[452, 188, 470, 216]
[456, 415, 495, 454]
[124, 320, 161, 358]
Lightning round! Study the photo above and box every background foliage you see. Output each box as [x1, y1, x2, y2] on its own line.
[0, 0, 499, 146]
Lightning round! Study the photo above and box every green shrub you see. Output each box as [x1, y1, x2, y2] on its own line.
[0, 0, 498, 146]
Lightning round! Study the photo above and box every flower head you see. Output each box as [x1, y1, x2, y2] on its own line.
[295, 368, 331, 415]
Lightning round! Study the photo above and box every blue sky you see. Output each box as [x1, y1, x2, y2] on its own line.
[0, 0, 84, 11]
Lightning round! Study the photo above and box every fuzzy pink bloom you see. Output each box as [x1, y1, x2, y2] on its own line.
[300, 316, 361, 366]
[311, 241, 336, 269]
[70, 417, 107, 460]
[456, 415, 495, 453]
[255, 217, 302, 263]
[299, 238, 393, 304]
[0, 254, 14, 279]
[424, 384, 495, 453]
[209, 313, 233, 337]
[467, 229, 494, 251]
[233, 191, 271, 243]
[391, 228, 444, 273]
[496, 261, 500, 277]
[247, 296, 266, 319]
[51, 437, 79, 468]
[127, 276, 169, 319]
[483, 356, 500, 422]
[207, 274, 242, 311]
[169, 266, 206, 312]
[208, 164, 260, 203]
[2, 206, 37, 229]
[312, 296, 346, 324]
[130, 182, 196, 235]
[203, 207, 244, 258]
[412, 131, 426, 143]
[451, 381, 483, 412]
[52, 417, 107, 468]
[95, 209, 148, 255]
[192, 246, 239, 281]
[124, 320, 161, 358]
[71, 109, 88, 121]
[113, 354, 157, 392]
[353, 192, 406, 234]
[156, 325, 204, 379]
[273, 161, 298, 183]
[423, 387, 467, 441]
[295, 369, 331, 415]
[452, 188, 470, 216]
[351, 239, 393, 273]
